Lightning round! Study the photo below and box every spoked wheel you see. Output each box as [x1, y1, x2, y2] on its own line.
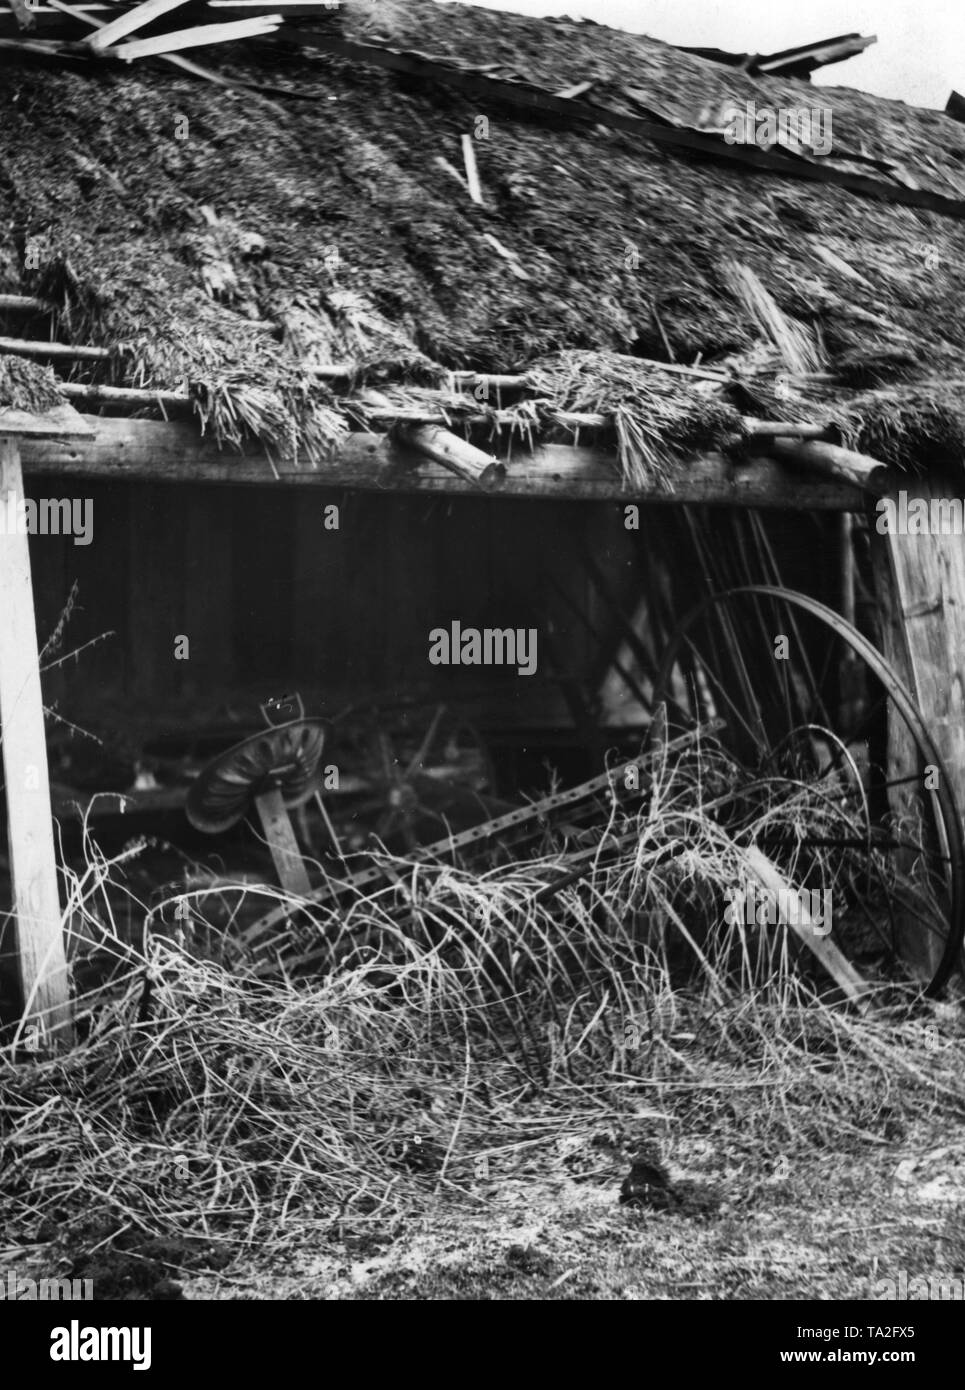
[342, 704, 497, 851]
[653, 585, 965, 996]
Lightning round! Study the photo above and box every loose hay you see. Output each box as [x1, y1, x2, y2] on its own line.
[3, 739, 963, 1253]
[525, 350, 741, 489]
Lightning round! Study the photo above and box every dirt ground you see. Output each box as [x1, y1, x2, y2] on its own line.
[161, 1119, 965, 1300]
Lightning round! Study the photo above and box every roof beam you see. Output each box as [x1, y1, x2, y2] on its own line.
[19, 414, 870, 510]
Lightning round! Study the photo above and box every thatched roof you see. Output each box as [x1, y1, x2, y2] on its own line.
[2, 0, 965, 480]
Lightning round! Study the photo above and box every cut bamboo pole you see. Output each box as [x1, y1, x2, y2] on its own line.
[0, 335, 112, 362]
[395, 423, 505, 488]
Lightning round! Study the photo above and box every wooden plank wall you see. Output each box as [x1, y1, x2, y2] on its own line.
[24, 476, 628, 738]
[22, 476, 848, 754]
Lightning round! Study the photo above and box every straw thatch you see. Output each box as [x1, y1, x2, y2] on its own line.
[0, 353, 66, 415]
[1, 0, 964, 475]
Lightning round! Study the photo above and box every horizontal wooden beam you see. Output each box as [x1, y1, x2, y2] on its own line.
[0, 294, 53, 314]
[0, 403, 94, 437]
[59, 380, 192, 410]
[0, 335, 112, 361]
[18, 414, 872, 509]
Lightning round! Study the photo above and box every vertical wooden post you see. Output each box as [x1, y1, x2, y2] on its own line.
[0, 434, 73, 1046]
[872, 478, 965, 984]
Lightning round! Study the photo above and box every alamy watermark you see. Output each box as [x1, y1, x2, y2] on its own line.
[428, 621, 537, 676]
[722, 100, 833, 156]
[875, 492, 965, 535]
[0, 494, 93, 546]
[724, 883, 832, 937]
[875, 1270, 965, 1301]
[1, 1270, 93, 1300]
[50, 1321, 151, 1371]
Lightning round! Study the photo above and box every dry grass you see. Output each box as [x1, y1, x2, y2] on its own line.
[2, 737, 963, 1272]
[839, 386, 965, 472]
[0, 353, 66, 414]
[525, 351, 741, 489]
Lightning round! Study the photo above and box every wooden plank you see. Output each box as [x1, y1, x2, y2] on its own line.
[127, 484, 187, 699]
[741, 846, 869, 1010]
[20, 416, 870, 510]
[182, 485, 233, 694]
[292, 486, 354, 683]
[85, 0, 192, 50]
[255, 787, 311, 896]
[756, 34, 876, 75]
[109, 13, 282, 59]
[230, 487, 294, 681]
[0, 437, 72, 1048]
[0, 404, 95, 438]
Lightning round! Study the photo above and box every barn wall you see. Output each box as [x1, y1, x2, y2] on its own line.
[25, 476, 636, 742]
[24, 476, 844, 756]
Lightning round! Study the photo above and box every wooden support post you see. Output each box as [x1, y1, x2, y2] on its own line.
[871, 477, 965, 984]
[0, 432, 77, 1048]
